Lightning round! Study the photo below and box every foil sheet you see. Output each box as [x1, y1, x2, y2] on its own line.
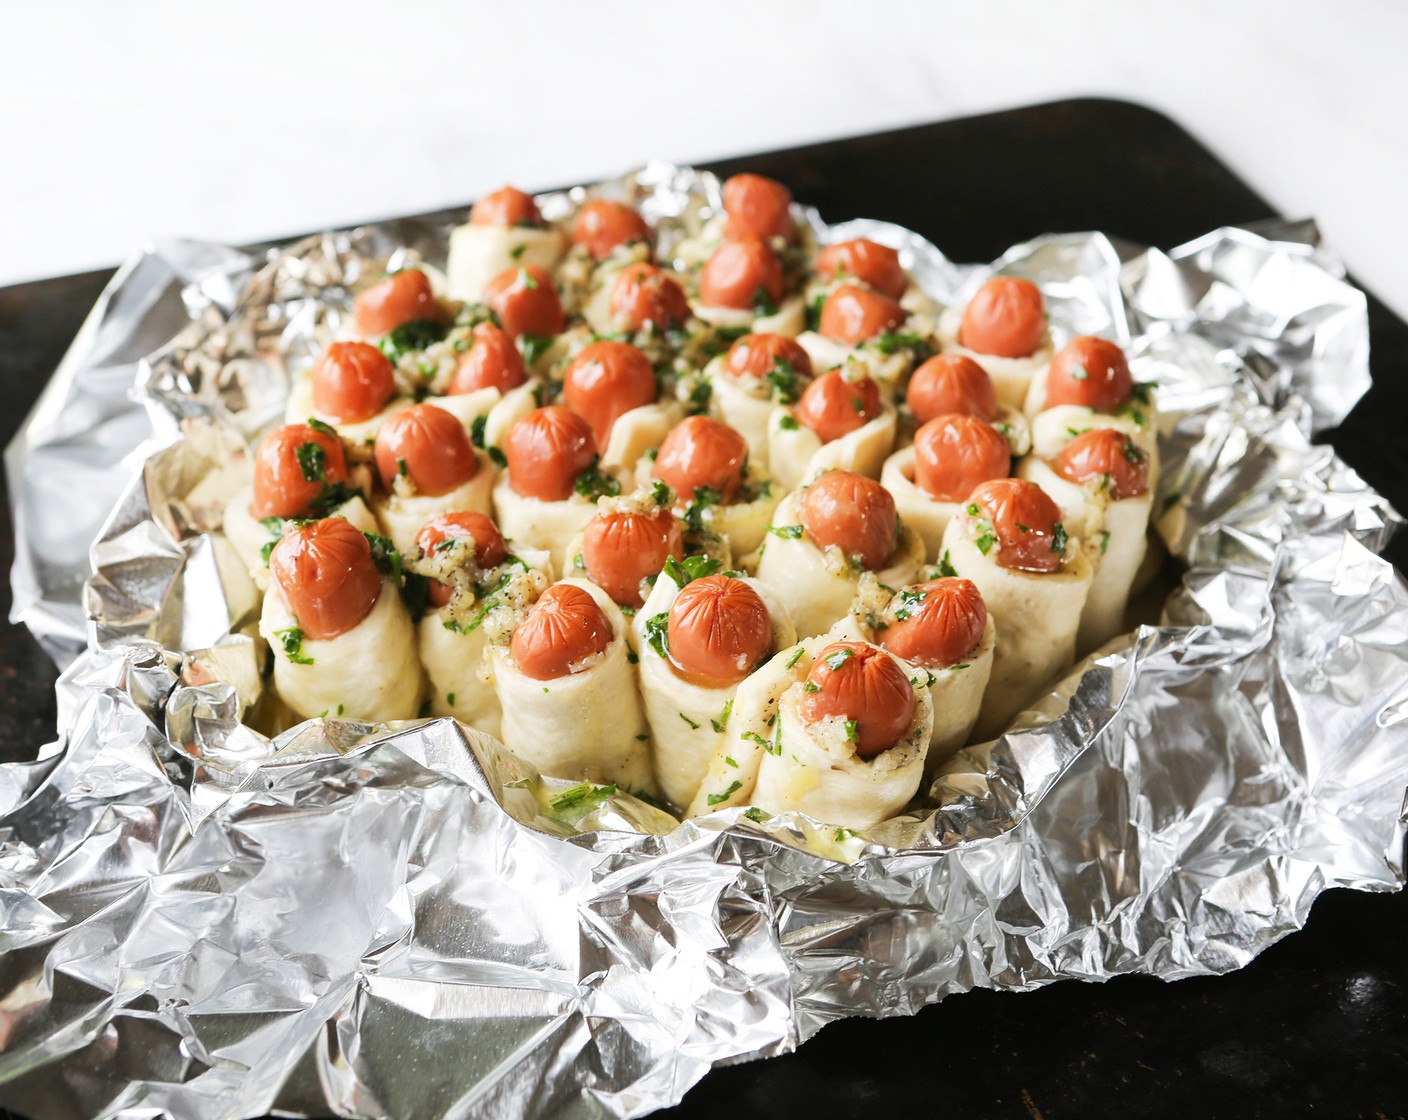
[3, 164, 1406, 1119]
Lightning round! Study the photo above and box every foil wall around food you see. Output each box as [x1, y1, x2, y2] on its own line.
[0, 165, 1402, 1120]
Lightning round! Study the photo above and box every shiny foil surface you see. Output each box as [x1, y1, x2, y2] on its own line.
[3, 165, 1405, 1119]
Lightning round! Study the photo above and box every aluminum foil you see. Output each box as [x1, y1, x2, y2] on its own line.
[3, 164, 1405, 1119]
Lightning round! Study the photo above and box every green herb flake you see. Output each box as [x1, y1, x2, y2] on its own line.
[684, 485, 722, 533]
[803, 680, 820, 694]
[469, 414, 488, 449]
[1069, 362, 1089, 381]
[573, 456, 621, 501]
[753, 286, 778, 317]
[778, 414, 799, 430]
[765, 360, 801, 405]
[295, 441, 327, 483]
[664, 554, 723, 587]
[379, 318, 447, 362]
[688, 379, 712, 413]
[938, 550, 958, 578]
[785, 647, 805, 669]
[306, 417, 337, 436]
[363, 532, 403, 582]
[550, 781, 617, 812]
[446, 692, 456, 707]
[487, 445, 508, 468]
[274, 626, 313, 665]
[644, 612, 670, 659]
[892, 587, 926, 621]
[843, 718, 859, 743]
[823, 647, 855, 671]
[1051, 521, 1069, 556]
[835, 826, 856, 842]
[1100, 529, 1111, 555]
[651, 479, 672, 505]
[627, 650, 639, 664]
[767, 524, 804, 540]
[521, 334, 554, 365]
[719, 699, 734, 728]
[680, 712, 700, 730]
[707, 780, 743, 806]
[509, 243, 527, 260]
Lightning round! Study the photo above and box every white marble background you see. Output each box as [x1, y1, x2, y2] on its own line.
[2, 0, 1404, 316]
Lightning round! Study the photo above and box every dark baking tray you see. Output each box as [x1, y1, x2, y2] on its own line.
[1, 98, 1404, 1120]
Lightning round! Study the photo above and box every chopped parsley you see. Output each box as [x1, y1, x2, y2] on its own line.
[1130, 381, 1156, 406]
[684, 485, 722, 533]
[712, 698, 734, 735]
[680, 712, 701, 730]
[823, 647, 855, 671]
[835, 827, 856, 842]
[1051, 521, 1069, 556]
[651, 479, 672, 505]
[1069, 362, 1089, 381]
[803, 680, 820, 694]
[550, 782, 617, 812]
[767, 524, 804, 540]
[892, 587, 926, 621]
[753, 286, 778, 317]
[306, 417, 337, 437]
[295, 441, 327, 483]
[509, 243, 527, 261]
[778, 414, 799, 431]
[785, 647, 805, 669]
[743, 806, 770, 824]
[664, 554, 723, 587]
[517, 268, 538, 290]
[765, 359, 801, 404]
[843, 719, 859, 743]
[274, 626, 313, 665]
[644, 612, 670, 659]
[1099, 530, 1111, 555]
[379, 318, 446, 362]
[707, 780, 743, 806]
[487, 445, 508, 468]
[688, 379, 712, 414]
[363, 532, 403, 582]
[469, 414, 487, 449]
[937, 550, 958, 578]
[573, 457, 621, 501]
[521, 334, 554, 365]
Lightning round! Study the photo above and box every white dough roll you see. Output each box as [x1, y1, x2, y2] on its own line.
[445, 224, 566, 303]
[941, 520, 1093, 741]
[880, 446, 961, 561]
[1018, 457, 1151, 654]
[694, 295, 805, 338]
[706, 360, 775, 465]
[601, 401, 683, 474]
[914, 618, 995, 780]
[750, 650, 934, 829]
[767, 404, 898, 492]
[794, 332, 913, 392]
[373, 461, 495, 555]
[260, 577, 422, 724]
[418, 614, 497, 737]
[283, 377, 413, 446]
[491, 473, 600, 575]
[936, 304, 1053, 412]
[418, 546, 553, 738]
[753, 491, 924, 639]
[487, 579, 653, 793]
[692, 479, 783, 557]
[223, 485, 379, 591]
[632, 572, 797, 810]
